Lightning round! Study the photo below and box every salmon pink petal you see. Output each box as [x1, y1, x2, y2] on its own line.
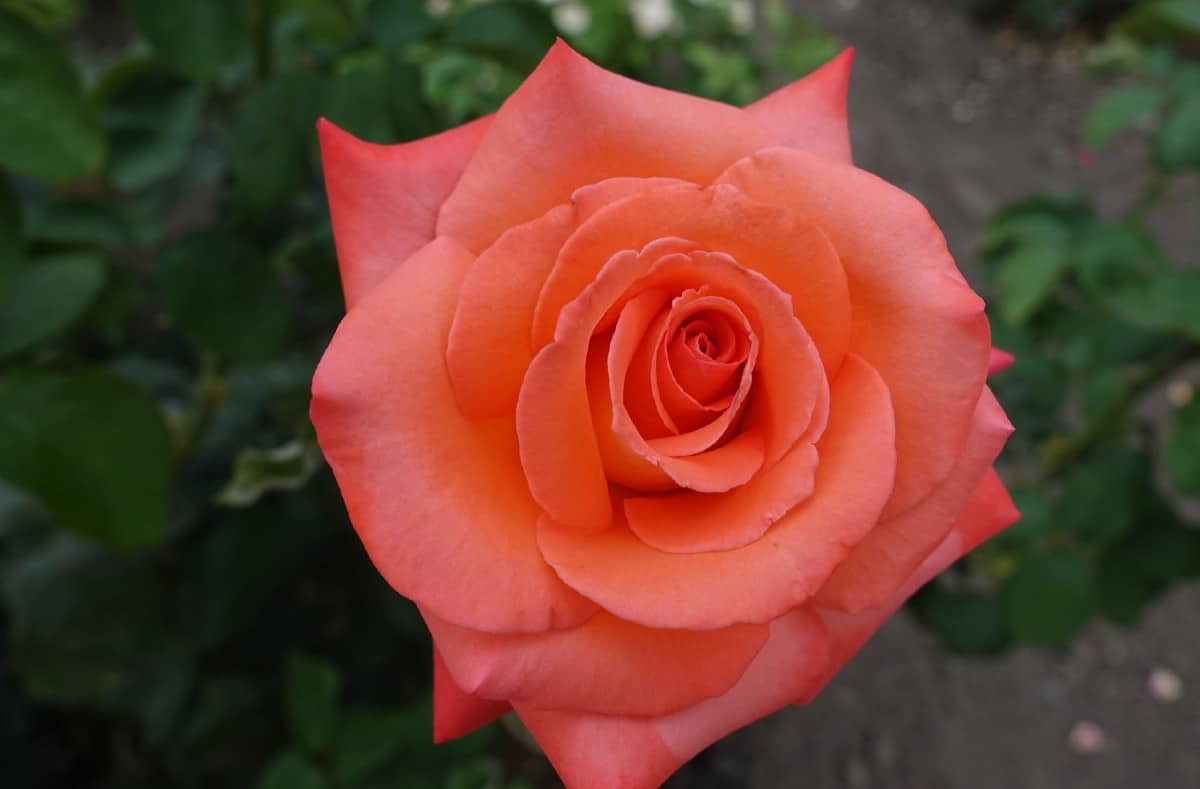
[538, 355, 895, 631]
[311, 237, 596, 633]
[989, 347, 1015, 375]
[425, 609, 768, 717]
[446, 205, 575, 418]
[317, 116, 489, 309]
[437, 41, 776, 253]
[746, 48, 855, 163]
[810, 469, 1019, 699]
[432, 645, 509, 743]
[815, 387, 1013, 613]
[514, 607, 829, 789]
[532, 184, 850, 378]
[718, 148, 991, 518]
[626, 441, 819, 554]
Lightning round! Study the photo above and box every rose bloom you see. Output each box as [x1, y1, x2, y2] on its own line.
[312, 42, 1019, 789]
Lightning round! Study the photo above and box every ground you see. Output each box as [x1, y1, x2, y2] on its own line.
[666, 1, 1200, 787]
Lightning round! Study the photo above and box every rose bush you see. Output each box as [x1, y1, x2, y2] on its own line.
[311, 41, 1019, 788]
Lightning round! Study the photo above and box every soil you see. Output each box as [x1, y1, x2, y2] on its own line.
[662, 1, 1200, 787]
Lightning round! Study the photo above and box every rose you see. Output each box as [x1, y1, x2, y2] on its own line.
[311, 42, 1018, 788]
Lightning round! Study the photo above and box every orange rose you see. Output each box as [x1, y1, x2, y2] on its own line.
[312, 42, 1018, 789]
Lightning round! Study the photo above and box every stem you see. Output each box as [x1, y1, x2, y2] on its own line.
[1038, 343, 1199, 482]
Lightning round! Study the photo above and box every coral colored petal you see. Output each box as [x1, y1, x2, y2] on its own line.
[311, 237, 595, 633]
[989, 347, 1015, 375]
[317, 116, 489, 309]
[746, 48, 855, 163]
[538, 355, 895, 631]
[626, 442, 818, 554]
[718, 148, 991, 518]
[533, 183, 851, 379]
[809, 469, 1019, 701]
[815, 387, 1013, 613]
[437, 41, 776, 253]
[425, 609, 768, 717]
[446, 205, 575, 418]
[432, 645, 509, 743]
[514, 607, 829, 789]
[571, 176, 696, 223]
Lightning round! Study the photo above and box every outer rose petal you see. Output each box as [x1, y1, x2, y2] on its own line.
[808, 468, 1020, 699]
[989, 347, 1015, 375]
[436, 40, 776, 253]
[317, 116, 490, 308]
[746, 48, 855, 164]
[311, 237, 596, 633]
[425, 609, 768, 717]
[815, 387, 1013, 612]
[538, 355, 895, 631]
[718, 148, 990, 518]
[432, 645, 509, 743]
[514, 607, 829, 789]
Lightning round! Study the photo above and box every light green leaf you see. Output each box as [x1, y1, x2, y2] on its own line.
[1082, 85, 1161, 149]
[1166, 397, 1200, 495]
[1003, 551, 1096, 648]
[218, 441, 321, 508]
[996, 244, 1069, 325]
[1154, 92, 1200, 170]
[333, 708, 408, 784]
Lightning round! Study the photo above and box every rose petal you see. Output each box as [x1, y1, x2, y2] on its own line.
[425, 608, 768, 717]
[532, 183, 851, 378]
[437, 41, 776, 253]
[815, 386, 1013, 612]
[989, 347, 1015, 375]
[311, 237, 596, 633]
[317, 116, 490, 309]
[746, 48, 855, 163]
[809, 468, 1019, 700]
[538, 355, 895, 631]
[432, 645, 509, 743]
[718, 147, 991, 518]
[447, 178, 700, 419]
[514, 607, 829, 789]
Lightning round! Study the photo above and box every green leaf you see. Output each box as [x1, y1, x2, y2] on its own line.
[0, 253, 106, 358]
[3, 0, 82, 31]
[333, 708, 409, 784]
[1003, 551, 1096, 647]
[1154, 92, 1200, 171]
[1082, 85, 1161, 149]
[121, 0, 248, 80]
[0, 177, 22, 291]
[158, 230, 289, 364]
[1054, 448, 1147, 545]
[996, 244, 1069, 325]
[0, 369, 172, 549]
[367, 0, 436, 52]
[100, 67, 205, 192]
[28, 200, 130, 247]
[1119, 0, 1200, 41]
[920, 590, 1012, 655]
[257, 752, 328, 789]
[284, 654, 341, 754]
[231, 74, 322, 209]
[218, 441, 322, 507]
[446, 1, 557, 70]
[1166, 397, 1200, 495]
[0, 9, 105, 182]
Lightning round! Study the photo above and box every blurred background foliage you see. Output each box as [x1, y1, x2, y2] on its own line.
[1, 0, 1199, 787]
[0, 1, 834, 787]
[914, 1, 1200, 654]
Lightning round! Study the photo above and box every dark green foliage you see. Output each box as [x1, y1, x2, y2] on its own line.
[0, 1, 834, 786]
